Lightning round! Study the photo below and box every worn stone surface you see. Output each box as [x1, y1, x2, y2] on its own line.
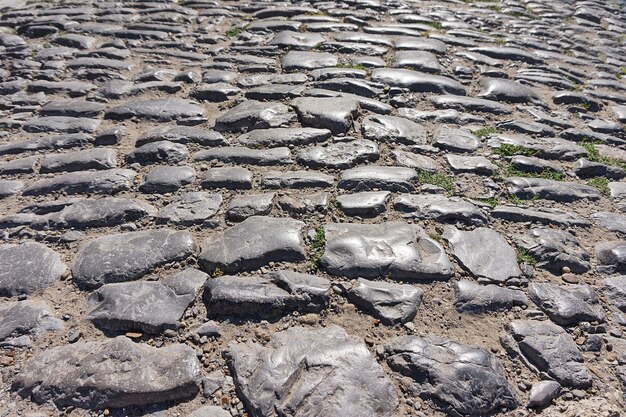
[454, 280, 529, 313]
[386, 335, 517, 415]
[72, 229, 196, 289]
[13, 337, 200, 408]
[528, 283, 605, 326]
[0, 300, 62, 342]
[224, 325, 398, 417]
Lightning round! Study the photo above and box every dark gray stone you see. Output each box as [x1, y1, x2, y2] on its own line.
[454, 280, 529, 313]
[0, 242, 66, 297]
[13, 337, 200, 408]
[372, 69, 465, 95]
[321, 222, 453, 281]
[72, 229, 196, 289]
[338, 166, 417, 192]
[199, 216, 305, 274]
[297, 139, 379, 169]
[156, 192, 222, 225]
[193, 147, 291, 166]
[201, 167, 252, 190]
[528, 283, 604, 326]
[386, 335, 517, 416]
[105, 99, 205, 121]
[139, 166, 196, 193]
[0, 300, 62, 342]
[394, 194, 487, 226]
[282, 51, 338, 71]
[361, 115, 427, 145]
[224, 325, 397, 417]
[603, 276, 626, 312]
[433, 126, 480, 153]
[516, 228, 590, 274]
[261, 170, 335, 189]
[128, 141, 188, 165]
[214, 100, 294, 133]
[596, 241, 626, 274]
[40, 148, 117, 173]
[23, 169, 137, 196]
[236, 128, 331, 148]
[227, 193, 274, 221]
[337, 191, 390, 217]
[291, 97, 359, 134]
[478, 77, 542, 104]
[46, 197, 156, 229]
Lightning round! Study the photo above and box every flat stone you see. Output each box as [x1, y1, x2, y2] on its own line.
[444, 227, 522, 284]
[517, 228, 590, 274]
[478, 77, 542, 104]
[224, 325, 397, 417]
[261, 170, 335, 189]
[201, 167, 252, 190]
[394, 194, 487, 226]
[139, 166, 196, 193]
[593, 212, 626, 234]
[72, 229, 196, 289]
[574, 158, 625, 179]
[0, 156, 38, 175]
[469, 47, 543, 64]
[193, 147, 291, 166]
[492, 205, 591, 227]
[278, 191, 329, 215]
[433, 126, 480, 152]
[127, 141, 188, 165]
[199, 216, 305, 274]
[0, 180, 23, 198]
[0, 300, 62, 342]
[297, 139, 379, 169]
[391, 150, 440, 171]
[0, 133, 94, 157]
[603, 276, 626, 312]
[214, 100, 294, 133]
[23, 117, 101, 134]
[528, 283, 604, 326]
[227, 193, 274, 221]
[596, 241, 626, 274]
[386, 335, 517, 416]
[40, 99, 106, 117]
[508, 320, 592, 388]
[187, 406, 230, 417]
[291, 97, 359, 134]
[46, 197, 156, 229]
[105, 99, 205, 122]
[338, 166, 417, 192]
[13, 336, 200, 408]
[270, 30, 324, 49]
[156, 192, 222, 225]
[282, 51, 338, 71]
[0, 242, 67, 297]
[337, 191, 390, 217]
[506, 177, 602, 202]
[446, 154, 498, 175]
[321, 222, 454, 281]
[203, 271, 329, 318]
[87, 269, 207, 333]
[346, 278, 423, 325]
[236, 127, 331, 148]
[394, 50, 441, 73]
[40, 148, 117, 173]
[23, 169, 136, 196]
[372, 69, 465, 95]
[454, 280, 529, 313]
[361, 115, 427, 145]
[528, 381, 561, 409]
[136, 126, 227, 147]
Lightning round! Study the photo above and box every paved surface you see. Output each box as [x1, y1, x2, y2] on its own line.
[1, 0, 626, 416]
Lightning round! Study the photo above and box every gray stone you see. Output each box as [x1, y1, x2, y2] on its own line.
[297, 139, 379, 169]
[454, 280, 529, 313]
[105, 99, 205, 121]
[201, 167, 252, 190]
[291, 97, 359, 134]
[491, 205, 591, 228]
[193, 147, 292, 166]
[72, 229, 196, 289]
[528, 381, 561, 409]
[338, 166, 417, 192]
[278, 192, 328, 215]
[593, 212, 626, 234]
[23, 169, 137, 196]
[0, 300, 62, 342]
[529, 283, 604, 326]
[137, 126, 226, 147]
[261, 170, 334, 189]
[282, 51, 338, 71]
[346, 278, 423, 325]
[506, 177, 601, 202]
[0, 180, 23, 198]
[227, 193, 274, 221]
[596, 241, 626, 274]
[433, 126, 480, 152]
[40, 99, 105, 117]
[516, 228, 590, 274]
[156, 192, 222, 225]
[391, 150, 440, 171]
[508, 320, 592, 388]
[187, 406, 230, 417]
[40, 148, 117, 173]
[372, 69, 465, 95]
[13, 337, 200, 408]
[574, 158, 625, 179]
[431, 95, 512, 114]
[199, 216, 305, 274]
[478, 77, 542, 104]
[603, 276, 626, 312]
[446, 154, 498, 175]
[0, 242, 66, 297]
[236, 128, 331, 148]
[139, 166, 196, 193]
[394, 50, 441, 73]
[224, 325, 397, 417]
[128, 141, 188, 165]
[204, 271, 329, 318]
[444, 227, 522, 284]
[337, 191, 390, 217]
[46, 197, 156, 229]
[394, 194, 487, 226]
[0, 156, 38, 175]
[361, 115, 427, 145]
[214, 100, 294, 133]
[23, 117, 101, 134]
[386, 335, 517, 416]
[87, 269, 207, 333]
[321, 222, 453, 281]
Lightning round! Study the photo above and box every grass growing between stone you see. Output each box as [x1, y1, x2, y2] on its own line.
[473, 126, 500, 139]
[225, 26, 247, 37]
[587, 177, 610, 195]
[516, 246, 537, 267]
[307, 226, 326, 271]
[580, 139, 626, 170]
[493, 144, 538, 157]
[492, 162, 565, 182]
[416, 169, 456, 194]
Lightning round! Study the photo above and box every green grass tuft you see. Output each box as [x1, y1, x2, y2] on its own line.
[307, 227, 326, 271]
[580, 139, 626, 171]
[587, 177, 610, 195]
[516, 246, 537, 266]
[493, 143, 538, 157]
[493, 162, 565, 182]
[473, 126, 500, 139]
[416, 170, 456, 194]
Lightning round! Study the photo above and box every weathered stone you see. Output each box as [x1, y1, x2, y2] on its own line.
[236, 128, 331, 148]
[0, 243, 66, 297]
[72, 229, 196, 289]
[372, 68, 465, 95]
[361, 115, 427, 145]
[386, 335, 517, 415]
[201, 167, 252, 190]
[433, 126, 480, 152]
[529, 283, 604, 326]
[291, 97, 359, 134]
[261, 170, 335, 189]
[214, 100, 294, 133]
[517, 228, 590, 274]
[127, 141, 188, 165]
[23, 169, 136, 196]
[282, 51, 338, 71]
[454, 280, 529, 313]
[0, 300, 62, 342]
[593, 212, 626, 234]
[338, 166, 417, 192]
[40, 148, 117, 173]
[139, 166, 196, 194]
[225, 325, 398, 417]
[508, 320, 592, 388]
[337, 191, 390, 217]
[156, 192, 222, 225]
[87, 269, 207, 333]
[227, 193, 274, 221]
[46, 197, 156, 229]
[13, 337, 200, 408]
[447, 154, 498, 175]
[492, 205, 591, 228]
[0, 180, 23, 198]
[297, 139, 379, 169]
[595, 241, 626, 273]
[321, 222, 453, 281]
[444, 227, 522, 284]
[105, 99, 205, 121]
[199, 216, 305, 274]
[346, 278, 423, 325]
[603, 276, 626, 312]
[193, 147, 291, 166]
[394, 194, 487, 226]
[478, 77, 542, 104]
[528, 381, 561, 409]
[506, 177, 601, 202]
[278, 192, 328, 215]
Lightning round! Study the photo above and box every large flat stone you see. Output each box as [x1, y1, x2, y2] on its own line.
[105, 99, 205, 121]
